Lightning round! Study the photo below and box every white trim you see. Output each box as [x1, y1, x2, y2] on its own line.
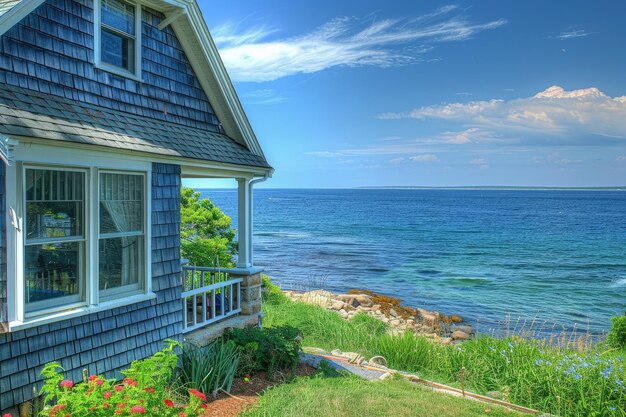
[236, 178, 252, 268]
[8, 292, 157, 331]
[0, 0, 45, 37]
[13, 136, 271, 178]
[6, 144, 154, 329]
[94, 0, 143, 80]
[157, 8, 185, 30]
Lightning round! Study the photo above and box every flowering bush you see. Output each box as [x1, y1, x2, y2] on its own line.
[38, 340, 209, 417]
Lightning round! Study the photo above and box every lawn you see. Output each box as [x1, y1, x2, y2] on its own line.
[243, 374, 522, 417]
[261, 277, 626, 417]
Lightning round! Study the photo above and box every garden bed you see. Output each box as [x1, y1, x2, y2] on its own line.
[201, 363, 317, 417]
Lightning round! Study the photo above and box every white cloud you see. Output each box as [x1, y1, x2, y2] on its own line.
[213, 6, 506, 82]
[616, 156, 626, 161]
[389, 157, 405, 164]
[410, 154, 439, 163]
[556, 29, 591, 40]
[379, 86, 626, 144]
[241, 89, 287, 104]
[469, 158, 487, 165]
[306, 151, 346, 158]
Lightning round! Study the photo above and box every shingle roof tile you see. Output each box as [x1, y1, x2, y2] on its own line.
[0, 83, 271, 169]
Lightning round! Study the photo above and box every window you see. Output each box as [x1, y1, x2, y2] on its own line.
[99, 173, 145, 299]
[24, 168, 87, 312]
[20, 166, 149, 319]
[96, 0, 141, 78]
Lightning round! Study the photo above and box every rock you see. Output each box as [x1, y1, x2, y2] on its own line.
[390, 319, 401, 327]
[416, 309, 440, 328]
[439, 337, 453, 345]
[336, 294, 373, 308]
[450, 314, 464, 323]
[339, 309, 349, 319]
[330, 300, 345, 310]
[389, 308, 398, 317]
[451, 325, 474, 335]
[371, 304, 381, 311]
[382, 317, 389, 323]
[301, 290, 334, 308]
[451, 330, 471, 340]
[331, 349, 343, 356]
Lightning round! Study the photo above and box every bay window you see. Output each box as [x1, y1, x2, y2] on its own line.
[19, 165, 150, 320]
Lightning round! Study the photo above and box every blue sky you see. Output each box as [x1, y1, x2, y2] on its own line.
[187, 0, 626, 188]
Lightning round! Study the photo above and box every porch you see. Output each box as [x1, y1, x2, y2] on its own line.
[178, 175, 266, 343]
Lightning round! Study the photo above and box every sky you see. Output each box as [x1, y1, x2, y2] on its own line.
[187, 0, 626, 188]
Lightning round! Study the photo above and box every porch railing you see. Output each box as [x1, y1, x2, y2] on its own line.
[181, 266, 242, 333]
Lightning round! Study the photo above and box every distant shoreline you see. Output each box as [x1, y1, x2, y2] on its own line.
[194, 186, 626, 191]
[354, 186, 626, 191]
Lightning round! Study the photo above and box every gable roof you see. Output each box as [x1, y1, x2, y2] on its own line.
[0, 0, 270, 171]
[0, 83, 270, 169]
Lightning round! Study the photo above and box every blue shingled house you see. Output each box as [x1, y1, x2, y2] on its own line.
[0, 0, 273, 412]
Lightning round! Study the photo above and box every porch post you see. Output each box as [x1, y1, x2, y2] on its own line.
[236, 178, 252, 268]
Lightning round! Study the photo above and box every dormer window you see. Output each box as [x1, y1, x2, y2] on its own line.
[95, 0, 142, 79]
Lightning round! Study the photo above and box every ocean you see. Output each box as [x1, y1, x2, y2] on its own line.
[197, 188, 626, 336]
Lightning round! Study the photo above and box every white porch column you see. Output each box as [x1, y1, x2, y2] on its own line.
[236, 178, 253, 268]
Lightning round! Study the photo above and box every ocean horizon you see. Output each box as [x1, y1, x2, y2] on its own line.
[196, 187, 626, 337]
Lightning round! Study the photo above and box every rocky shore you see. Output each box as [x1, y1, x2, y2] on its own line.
[283, 289, 475, 343]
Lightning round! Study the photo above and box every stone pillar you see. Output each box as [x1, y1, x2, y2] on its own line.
[231, 268, 263, 317]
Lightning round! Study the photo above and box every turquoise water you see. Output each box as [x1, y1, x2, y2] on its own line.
[199, 189, 626, 335]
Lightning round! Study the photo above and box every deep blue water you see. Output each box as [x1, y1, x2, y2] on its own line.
[198, 189, 626, 335]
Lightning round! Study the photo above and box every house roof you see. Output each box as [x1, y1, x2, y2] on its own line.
[0, 83, 271, 169]
[0, 0, 271, 172]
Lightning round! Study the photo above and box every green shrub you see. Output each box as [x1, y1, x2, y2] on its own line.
[178, 339, 240, 399]
[38, 340, 208, 417]
[224, 325, 302, 378]
[608, 316, 626, 348]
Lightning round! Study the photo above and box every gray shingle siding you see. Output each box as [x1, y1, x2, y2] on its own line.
[0, 0, 220, 132]
[0, 162, 182, 413]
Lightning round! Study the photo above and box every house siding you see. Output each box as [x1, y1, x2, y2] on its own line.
[0, 0, 221, 132]
[0, 162, 182, 413]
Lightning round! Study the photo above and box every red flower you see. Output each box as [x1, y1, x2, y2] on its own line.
[123, 378, 138, 386]
[115, 410, 123, 415]
[104, 391, 113, 399]
[116, 403, 127, 408]
[89, 375, 105, 386]
[2, 414, 11, 417]
[50, 404, 66, 416]
[143, 387, 155, 393]
[164, 399, 174, 408]
[88, 375, 98, 382]
[102, 403, 110, 408]
[59, 380, 74, 389]
[114, 384, 124, 392]
[188, 388, 207, 401]
[179, 413, 186, 417]
[201, 403, 208, 409]
[130, 406, 145, 414]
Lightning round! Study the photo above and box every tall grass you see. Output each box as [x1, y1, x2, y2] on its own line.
[262, 278, 626, 416]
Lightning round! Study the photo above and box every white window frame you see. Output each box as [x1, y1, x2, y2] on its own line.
[94, 0, 143, 81]
[98, 170, 148, 301]
[6, 146, 154, 331]
[22, 166, 89, 317]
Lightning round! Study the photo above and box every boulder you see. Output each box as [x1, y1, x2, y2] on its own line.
[389, 308, 398, 317]
[451, 330, 471, 340]
[330, 300, 345, 311]
[450, 314, 464, 323]
[390, 319, 401, 327]
[336, 294, 373, 308]
[451, 325, 474, 335]
[301, 290, 334, 308]
[439, 337, 453, 345]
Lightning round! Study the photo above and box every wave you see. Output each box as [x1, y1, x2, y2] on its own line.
[610, 278, 626, 288]
[255, 231, 310, 238]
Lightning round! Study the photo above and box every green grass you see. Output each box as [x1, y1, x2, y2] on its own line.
[243, 374, 522, 417]
[262, 277, 626, 417]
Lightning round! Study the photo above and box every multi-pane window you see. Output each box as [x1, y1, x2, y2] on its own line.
[99, 173, 145, 298]
[22, 167, 148, 317]
[24, 168, 86, 312]
[99, 0, 139, 75]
